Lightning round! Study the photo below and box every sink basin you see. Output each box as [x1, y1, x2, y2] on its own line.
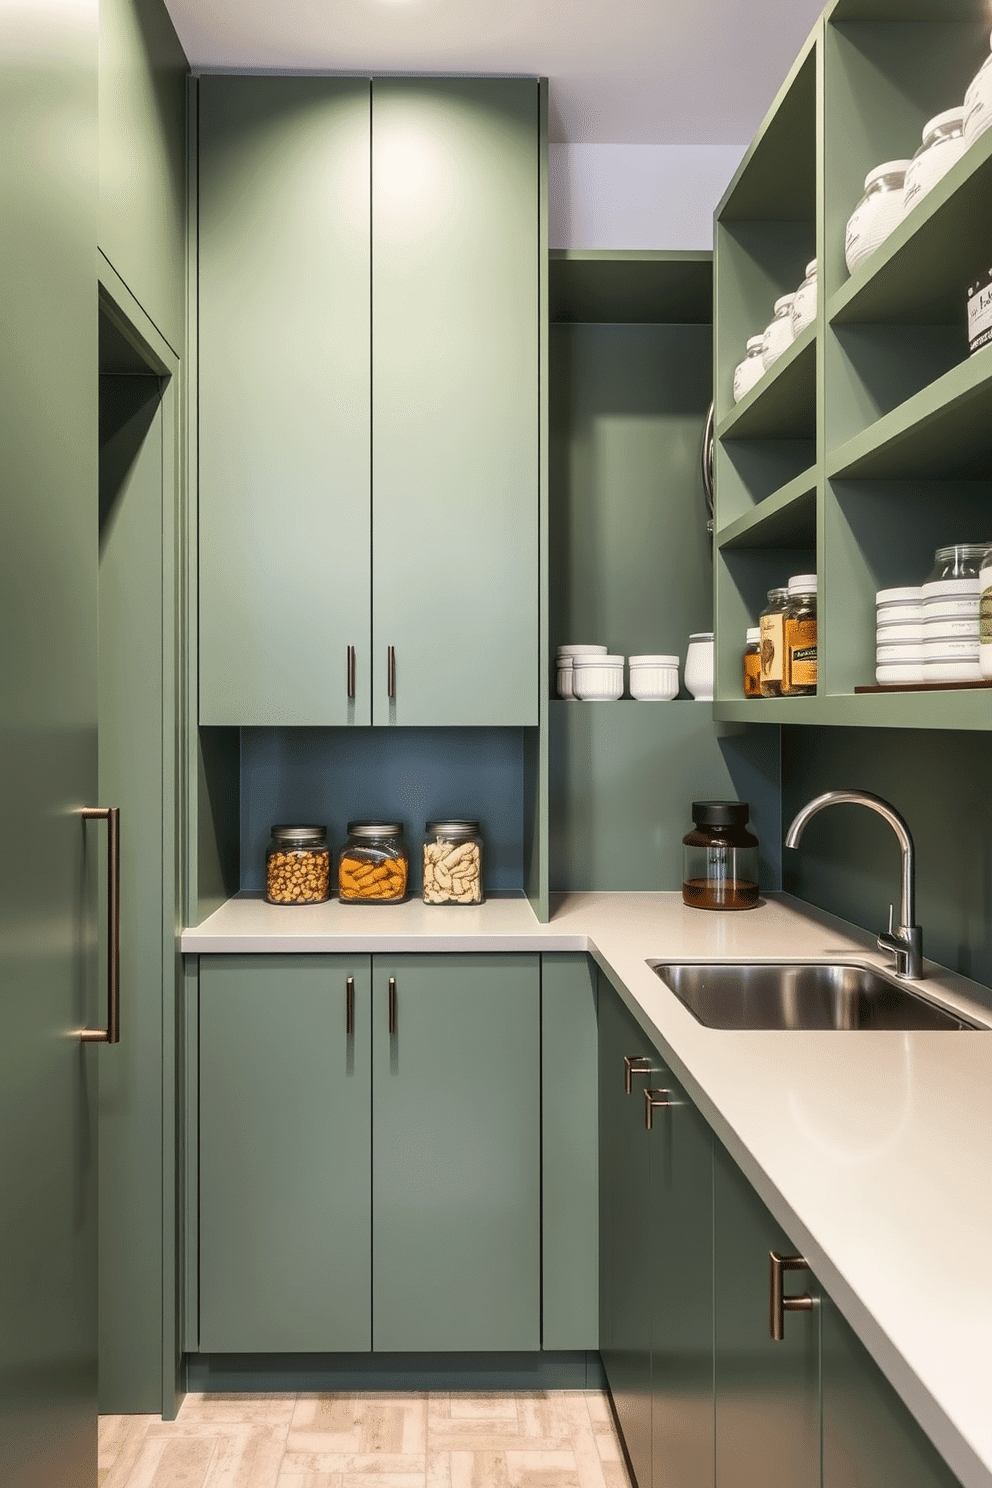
[648, 961, 981, 1031]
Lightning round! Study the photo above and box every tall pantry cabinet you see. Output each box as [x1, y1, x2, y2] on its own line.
[197, 77, 540, 729]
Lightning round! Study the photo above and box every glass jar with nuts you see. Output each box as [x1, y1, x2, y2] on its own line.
[265, 825, 331, 905]
[338, 822, 409, 903]
[423, 820, 483, 905]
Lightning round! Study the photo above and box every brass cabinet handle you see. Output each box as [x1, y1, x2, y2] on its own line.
[347, 645, 356, 700]
[623, 1054, 652, 1095]
[644, 1087, 673, 1130]
[388, 976, 397, 1035]
[387, 645, 396, 699]
[346, 976, 355, 1036]
[769, 1251, 815, 1341]
[79, 806, 120, 1045]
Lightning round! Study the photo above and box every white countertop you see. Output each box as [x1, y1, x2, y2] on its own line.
[182, 891, 992, 1488]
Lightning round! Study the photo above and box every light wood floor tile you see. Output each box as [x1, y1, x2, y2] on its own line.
[449, 1449, 513, 1488]
[99, 1414, 160, 1487]
[179, 1393, 298, 1427]
[289, 1395, 427, 1457]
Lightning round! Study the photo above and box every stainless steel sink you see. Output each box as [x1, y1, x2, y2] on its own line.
[648, 961, 982, 1031]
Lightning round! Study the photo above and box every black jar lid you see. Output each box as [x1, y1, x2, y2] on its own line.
[691, 801, 750, 827]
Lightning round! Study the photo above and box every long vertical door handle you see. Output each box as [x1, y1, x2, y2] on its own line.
[80, 806, 120, 1044]
[346, 976, 355, 1035]
[769, 1252, 814, 1340]
[388, 976, 397, 1035]
[387, 645, 396, 700]
[347, 645, 356, 700]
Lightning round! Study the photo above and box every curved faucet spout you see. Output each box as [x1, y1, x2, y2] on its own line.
[784, 790, 921, 980]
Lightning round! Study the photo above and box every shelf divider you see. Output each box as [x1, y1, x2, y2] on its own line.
[717, 468, 818, 550]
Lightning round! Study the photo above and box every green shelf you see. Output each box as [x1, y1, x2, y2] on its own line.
[827, 346, 992, 479]
[548, 250, 713, 325]
[717, 469, 818, 551]
[715, 690, 992, 730]
[718, 37, 818, 222]
[827, 0, 990, 20]
[716, 325, 816, 443]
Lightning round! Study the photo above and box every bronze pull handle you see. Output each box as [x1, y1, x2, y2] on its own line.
[347, 645, 356, 700]
[80, 806, 120, 1045]
[623, 1054, 652, 1095]
[387, 645, 396, 700]
[388, 976, 397, 1035]
[346, 976, 355, 1036]
[644, 1087, 673, 1130]
[769, 1251, 814, 1341]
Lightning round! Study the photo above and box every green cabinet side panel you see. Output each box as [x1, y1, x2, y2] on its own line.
[598, 974, 656, 1488]
[822, 1298, 963, 1488]
[372, 954, 541, 1351]
[197, 77, 372, 726]
[198, 955, 372, 1352]
[370, 79, 540, 726]
[713, 1138, 820, 1488]
[99, 0, 188, 354]
[541, 953, 598, 1350]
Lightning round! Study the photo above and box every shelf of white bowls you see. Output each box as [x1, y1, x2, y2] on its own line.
[875, 547, 990, 689]
[555, 639, 714, 702]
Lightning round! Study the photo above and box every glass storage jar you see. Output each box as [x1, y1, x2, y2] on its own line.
[338, 822, 409, 902]
[759, 586, 790, 697]
[265, 825, 331, 905]
[733, 336, 766, 403]
[781, 574, 817, 696]
[791, 260, 817, 336]
[964, 30, 992, 148]
[901, 109, 966, 217]
[845, 161, 911, 274]
[743, 628, 761, 698]
[423, 820, 483, 905]
[980, 555, 992, 679]
[761, 295, 796, 370]
[682, 801, 759, 911]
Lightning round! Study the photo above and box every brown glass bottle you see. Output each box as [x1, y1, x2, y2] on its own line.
[682, 801, 759, 911]
[782, 575, 817, 696]
[743, 628, 761, 698]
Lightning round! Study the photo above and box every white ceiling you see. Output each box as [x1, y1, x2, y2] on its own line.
[162, 0, 825, 146]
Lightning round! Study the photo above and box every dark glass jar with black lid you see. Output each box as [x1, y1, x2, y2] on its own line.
[682, 801, 759, 911]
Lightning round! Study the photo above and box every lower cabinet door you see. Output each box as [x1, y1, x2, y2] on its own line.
[371, 953, 541, 1351]
[599, 974, 655, 1488]
[198, 954, 372, 1351]
[649, 1065, 714, 1488]
[714, 1138, 820, 1488]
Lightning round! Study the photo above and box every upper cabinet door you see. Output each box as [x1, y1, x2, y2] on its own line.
[198, 78, 373, 726]
[371, 79, 540, 726]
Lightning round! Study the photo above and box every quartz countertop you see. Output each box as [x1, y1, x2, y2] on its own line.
[181, 891, 992, 1488]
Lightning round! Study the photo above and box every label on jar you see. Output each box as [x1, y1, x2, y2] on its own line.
[788, 643, 818, 689]
[760, 614, 784, 685]
[964, 59, 992, 145]
[968, 268, 992, 355]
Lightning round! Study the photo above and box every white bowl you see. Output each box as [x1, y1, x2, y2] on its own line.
[629, 656, 679, 701]
[922, 595, 980, 620]
[923, 658, 984, 682]
[876, 643, 924, 663]
[876, 604, 924, 626]
[572, 654, 624, 701]
[875, 623, 923, 644]
[555, 658, 576, 700]
[557, 644, 609, 657]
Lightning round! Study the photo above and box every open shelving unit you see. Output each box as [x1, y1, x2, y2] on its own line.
[713, 0, 992, 731]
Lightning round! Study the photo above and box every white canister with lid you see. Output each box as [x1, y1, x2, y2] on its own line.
[628, 654, 679, 701]
[556, 656, 575, 700]
[877, 661, 925, 686]
[761, 296, 796, 370]
[902, 109, 967, 216]
[877, 642, 925, 664]
[791, 261, 817, 336]
[980, 555, 992, 678]
[964, 29, 992, 148]
[923, 656, 984, 682]
[845, 161, 911, 274]
[572, 653, 624, 701]
[684, 633, 715, 701]
[876, 586, 923, 626]
[733, 336, 766, 403]
[875, 622, 924, 645]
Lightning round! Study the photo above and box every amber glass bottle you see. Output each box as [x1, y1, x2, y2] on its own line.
[782, 575, 817, 696]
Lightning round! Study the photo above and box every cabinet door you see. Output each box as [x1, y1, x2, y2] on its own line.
[599, 975, 655, 1488]
[649, 1066, 714, 1488]
[371, 79, 540, 726]
[198, 78, 372, 726]
[198, 955, 372, 1351]
[714, 1138, 820, 1488]
[822, 1298, 963, 1488]
[372, 954, 540, 1350]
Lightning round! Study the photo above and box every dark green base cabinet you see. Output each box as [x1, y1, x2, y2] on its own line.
[197, 953, 540, 1353]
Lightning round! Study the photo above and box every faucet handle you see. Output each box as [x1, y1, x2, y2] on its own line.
[887, 903, 895, 936]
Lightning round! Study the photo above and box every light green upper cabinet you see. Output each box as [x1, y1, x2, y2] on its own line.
[198, 78, 373, 727]
[197, 76, 540, 727]
[370, 79, 539, 725]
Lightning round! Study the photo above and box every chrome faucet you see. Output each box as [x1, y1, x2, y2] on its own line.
[784, 790, 923, 981]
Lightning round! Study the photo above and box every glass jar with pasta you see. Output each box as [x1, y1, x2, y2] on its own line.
[338, 822, 408, 903]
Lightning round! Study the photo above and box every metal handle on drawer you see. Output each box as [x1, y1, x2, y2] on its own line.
[346, 976, 355, 1036]
[388, 976, 397, 1035]
[387, 645, 396, 700]
[644, 1088, 673, 1130]
[347, 645, 356, 700]
[80, 806, 120, 1045]
[769, 1251, 814, 1341]
[623, 1054, 652, 1095]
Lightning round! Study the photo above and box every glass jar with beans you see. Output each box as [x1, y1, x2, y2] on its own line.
[265, 825, 331, 904]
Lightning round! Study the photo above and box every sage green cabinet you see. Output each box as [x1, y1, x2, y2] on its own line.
[714, 1136, 820, 1488]
[197, 76, 539, 728]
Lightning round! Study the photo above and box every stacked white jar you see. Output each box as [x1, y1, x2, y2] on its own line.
[791, 261, 817, 336]
[980, 555, 992, 679]
[572, 653, 624, 700]
[901, 109, 967, 217]
[845, 161, 911, 275]
[733, 337, 766, 404]
[921, 545, 987, 682]
[684, 633, 715, 701]
[964, 30, 992, 149]
[875, 587, 924, 685]
[556, 644, 607, 699]
[628, 655, 679, 701]
[761, 295, 796, 369]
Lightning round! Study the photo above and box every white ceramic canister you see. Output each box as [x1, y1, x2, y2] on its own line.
[761, 296, 796, 370]
[875, 623, 924, 645]
[924, 619, 980, 641]
[876, 643, 925, 664]
[572, 653, 624, 701]
[556, 656, 575, 699]
[845, 161, 911, 275]
[963, 29, 992, 149]
[733, 336, 766, 403]
[684, 633, 715, 701]
[876, 661, 925, 686]
[876, 586, 924, 627]
[791, 261, 817, 336]
[923, 656, 984, 682]
[628, 654, 679, 701]
[923, 594, 984, 621]
[902, 109, 967, 217]
[923, 637, 981, 661]
[980, 558, 992, 678]
[557, 644, 608, 657]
